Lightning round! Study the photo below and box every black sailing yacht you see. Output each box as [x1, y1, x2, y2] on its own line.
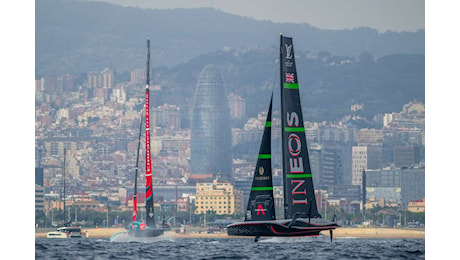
[227, 35, 340, 242]
[111, 39, 164, 240]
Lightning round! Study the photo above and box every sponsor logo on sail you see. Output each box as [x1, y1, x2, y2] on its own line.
[286, 112, 308, 206]
[256, 204, 266, 215]
[259, 166, 264, 175]
[285, 44, 293, 59]
[284, 43, 294, 67]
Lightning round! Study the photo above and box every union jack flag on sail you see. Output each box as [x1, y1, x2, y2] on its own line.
[285, 73, 295, 83]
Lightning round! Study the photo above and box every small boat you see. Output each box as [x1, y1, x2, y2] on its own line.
[47, 150, 83, 239]
[111, 38, 164, 240]
[227, 35, 340, 242]
[46, 226, 83, 239]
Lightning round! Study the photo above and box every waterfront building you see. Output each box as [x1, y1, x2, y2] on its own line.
[190, 65, 233, 181]
[407, 199, 425, 213]
[194, 178, 243, 215]
[327, 185, 361, 202]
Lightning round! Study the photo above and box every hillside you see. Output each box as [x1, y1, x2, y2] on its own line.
[36, 0, 424, 77]
[151, 48, 424, 123]
[36, 0, 424, 122]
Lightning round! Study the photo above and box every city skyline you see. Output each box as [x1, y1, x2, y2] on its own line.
[35, 65, 425, 192]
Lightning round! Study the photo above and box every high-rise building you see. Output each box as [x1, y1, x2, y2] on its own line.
[35, 167, 44, 186]
[320, 143, 351, 188]
[228, 92, 246, 119]
[352, 146, 368, 186]
[87, 68, 114, 103]
[190, 65, 233, 181]
[394, 145, 421, 168]
[401, 167, 425, 209]
[365, 167, 401, 187]
[151, 104, 181, 129]
[352, 144, 383, 186]
[131, 69, 145, 84]
[35, 184, 45, 212]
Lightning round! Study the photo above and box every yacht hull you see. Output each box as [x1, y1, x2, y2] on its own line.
[129, 228, 164, 238]
[46, 226, 83, 238]
[227, 218, 339, 237]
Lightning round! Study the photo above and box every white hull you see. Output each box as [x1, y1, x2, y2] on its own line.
[46, 226, 83, 238]
[46, 231, 68, 238]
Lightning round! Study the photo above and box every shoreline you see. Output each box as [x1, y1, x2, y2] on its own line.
[35, 227, 425, 239]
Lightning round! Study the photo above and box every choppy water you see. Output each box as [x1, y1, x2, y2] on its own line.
[35, 236, 425, 259]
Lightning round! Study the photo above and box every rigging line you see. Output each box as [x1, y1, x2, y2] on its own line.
[271, 60, 279, 95]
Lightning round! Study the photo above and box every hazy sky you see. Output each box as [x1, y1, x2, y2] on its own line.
[95, 0, 425, 32]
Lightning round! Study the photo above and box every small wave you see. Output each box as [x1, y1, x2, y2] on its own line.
[110, 232, 174, 243]
[259, 236, 318, 243]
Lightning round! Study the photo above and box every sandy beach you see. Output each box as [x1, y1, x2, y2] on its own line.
[35, 227, 424, 239]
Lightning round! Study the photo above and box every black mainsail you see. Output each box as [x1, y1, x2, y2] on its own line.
[245, 95, 276, 222]
[280, 35, 320, 219]
[226, 34, 339, 241]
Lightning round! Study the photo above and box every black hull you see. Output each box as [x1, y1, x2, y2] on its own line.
[227, 219, 339, 237]
[129, 228, 164, 238]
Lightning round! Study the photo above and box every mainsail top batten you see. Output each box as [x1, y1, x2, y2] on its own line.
[280, 35, 320, 219]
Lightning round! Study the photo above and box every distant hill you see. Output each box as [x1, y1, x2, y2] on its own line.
[36, 0, 424, 77]
[152, 49, 424, 123]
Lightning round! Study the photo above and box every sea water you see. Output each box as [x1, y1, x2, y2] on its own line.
[35, 236, 425, 259]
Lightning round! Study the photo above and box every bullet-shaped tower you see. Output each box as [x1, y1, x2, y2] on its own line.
[190, 64, 233, 181]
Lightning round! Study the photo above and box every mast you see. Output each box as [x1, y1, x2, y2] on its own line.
[362, 168, 366, 222]
[132, 110, 143, 222]
[144, 38, 156, 227]
[279, 34, 321, 219]
[63, 148, 66, 224]
[245, 94, 276, 221]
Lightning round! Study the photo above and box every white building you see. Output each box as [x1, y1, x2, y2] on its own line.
[352, 146, 367, 186]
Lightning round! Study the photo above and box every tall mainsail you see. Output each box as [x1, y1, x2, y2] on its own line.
[280, 35, 320, 219]
[245, 95, 276, 221]
[144, 38, 155, 227]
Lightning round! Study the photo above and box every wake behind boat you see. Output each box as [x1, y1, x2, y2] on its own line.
[227, 35, 340, 242]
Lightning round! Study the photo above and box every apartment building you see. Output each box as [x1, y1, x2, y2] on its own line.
[195, 178, 243, 215]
